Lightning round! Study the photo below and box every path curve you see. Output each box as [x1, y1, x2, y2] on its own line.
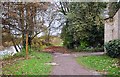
[51, 52, 104, 75]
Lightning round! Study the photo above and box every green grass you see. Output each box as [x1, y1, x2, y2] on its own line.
[53, 42, 63, 46]
[76, 55, 120, 76]
[2, 51, 53, 75]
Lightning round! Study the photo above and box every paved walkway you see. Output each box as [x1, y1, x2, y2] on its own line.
[51, 52, 105, 75]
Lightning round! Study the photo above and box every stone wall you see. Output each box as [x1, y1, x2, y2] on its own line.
[104, 9, 120, 43]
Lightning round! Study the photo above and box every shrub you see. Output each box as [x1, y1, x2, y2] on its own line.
[104, 39, 120, 58]
[79, 41, 88, 49]
[76, 47, 104, 52]
[14, 51, 26, 58]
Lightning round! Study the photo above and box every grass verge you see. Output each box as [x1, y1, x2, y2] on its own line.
[76, 55, 120, 76]
[2, 51, 53, 75]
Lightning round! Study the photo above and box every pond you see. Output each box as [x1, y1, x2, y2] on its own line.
[0, 45, 22, 59]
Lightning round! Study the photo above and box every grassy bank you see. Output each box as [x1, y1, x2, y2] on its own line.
[76, 55, 120, 76]
[2, 51, 53, 75]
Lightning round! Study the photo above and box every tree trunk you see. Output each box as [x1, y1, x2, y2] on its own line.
[28, 32, 32, 48]
[22, 33, 26, 48]
[47, 30, 50, 44]
[11, 38, 19, 52]
[26, 32, 29, 59]
[17, 44, 21, 51]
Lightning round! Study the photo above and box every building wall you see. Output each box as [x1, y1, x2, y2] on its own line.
[104, 9, 120, 43]
[104, 19, 114, 43]
[118, 9, 120, 39]
[113, 9, 119, 39]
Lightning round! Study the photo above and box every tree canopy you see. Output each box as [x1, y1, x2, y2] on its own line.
[108, 2, 120, 17]
[60, 2, 107, 49]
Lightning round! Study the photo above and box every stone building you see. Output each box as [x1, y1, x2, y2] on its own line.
[104, 8, 120, 43]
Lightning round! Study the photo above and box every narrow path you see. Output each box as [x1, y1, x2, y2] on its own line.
[51, 52, 104, 75]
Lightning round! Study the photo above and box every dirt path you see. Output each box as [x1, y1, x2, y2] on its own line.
[51, 52, 104, 75]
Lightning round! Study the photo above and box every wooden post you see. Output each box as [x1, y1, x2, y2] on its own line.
[26, 32, 29, 59]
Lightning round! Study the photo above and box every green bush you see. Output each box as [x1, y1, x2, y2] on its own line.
[76, 47, 104, 52]
[78, 41, 88, 49]
[105, 39, 120, 58]
[14, 51, 26, 58]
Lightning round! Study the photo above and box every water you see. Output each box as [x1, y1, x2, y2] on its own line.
[0, 45, 22, 59]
